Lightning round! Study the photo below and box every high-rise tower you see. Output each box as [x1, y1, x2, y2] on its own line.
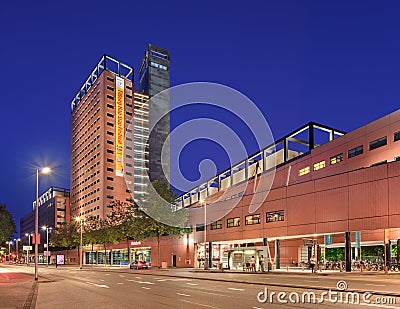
[70, 55, 135, 220]
[139, 44, 170, 183]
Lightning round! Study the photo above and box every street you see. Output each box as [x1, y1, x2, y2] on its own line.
[2, 265, 400, 308]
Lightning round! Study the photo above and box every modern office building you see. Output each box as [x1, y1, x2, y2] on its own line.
[76, 108, 400, 270]
[20, 186, 70, 252]
[70, 55, 135, 220]
[139, 44, 170, 183]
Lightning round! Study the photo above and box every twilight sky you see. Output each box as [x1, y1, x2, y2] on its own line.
[1, 0, 400, 236]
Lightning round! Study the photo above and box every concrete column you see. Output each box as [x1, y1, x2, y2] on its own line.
[208, 242, 212, 269]
[275, 240, 280, 269]
[345, 232, 351, 272]
[386, 241, 392, 267]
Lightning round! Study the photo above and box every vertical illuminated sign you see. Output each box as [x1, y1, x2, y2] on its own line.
[115, 76, 124, 177]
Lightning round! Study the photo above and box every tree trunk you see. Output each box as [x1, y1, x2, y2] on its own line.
[127, 237, 131, 265]
[157, 234, 161, 268]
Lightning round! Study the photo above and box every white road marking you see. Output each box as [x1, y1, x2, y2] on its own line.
[119, 274, 125, 278]
[365, 284, 386, 287]
[177, 293, 191, 297]
[304, 280, 319, 283]
[228, 288, 244, 291]
[99, 279, 104, 282]
[157, 279, 167, 282]
[253, 307, 263, 309]
[86, 282, 110, 289]
[105, 274, 110, 276]
[180, 299, 221, 308]
[117, 283, 124, 285]
[141, 287, 150, 290]
[135, 276, 142, 279]
[186, 283, 198, 286]
[139, 281, 154, 285]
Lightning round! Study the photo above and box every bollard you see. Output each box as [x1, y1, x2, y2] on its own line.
[286, 266, 289, 271]
[302, 264, 304, 271]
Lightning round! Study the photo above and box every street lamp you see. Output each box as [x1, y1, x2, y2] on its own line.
[200, 199, 208, 270]
[75, 217, 85, 270]
[35, 167, 51, 281]
[25, 233, 32, 265]
[42, 226, 52, 266]
[14, 238, 21, 262]
[5, 241, 12, 262]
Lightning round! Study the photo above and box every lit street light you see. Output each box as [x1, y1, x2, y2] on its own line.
[25, 233, 32, 265]
[5, 241, 12, 262]
[75, 217, 85, 270]
[14, 238, 21, 262]
[42, 226, 52, 266]
[35, 167, 51, 281]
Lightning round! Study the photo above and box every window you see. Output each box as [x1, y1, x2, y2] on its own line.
[266, 210, 284, 223]
[195, 223, 205, 232]
[330, 153, 343, 165]
[227, 217, 240, 228]
[348, 145, 363, 158]
[394, 131, 400, 142]
[245, 214, 260, 225]
[106, 113, 114, 118]
[106, 95, 114, 100]
[106, 185, 114, 190]
[106, 176, 113, 181]
[395, 156, 400, 161]
[313, 160, 326, 171]
[106, 131, 114, 136]
[107, 167, 113, 172]
[370, 160, 387, 167]
[106, 103, 114, 109]
[106, 195, 114, 199]
[107, 149, 114, 154]
[210, 220, 222, 230]
[106, 140, 114, 145]
[369, 136, 387, 151]
[107, 122, 114, 127]
[107, 158, 114, 163]
[298, 166, 310, 176]
[107, 77, 114, 82]
[106, 86, 114, 91]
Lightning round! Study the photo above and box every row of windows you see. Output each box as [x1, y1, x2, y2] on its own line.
[196, 211, 285, 231]
[298, 132, 400, 176]
[71, 84, 100, 129]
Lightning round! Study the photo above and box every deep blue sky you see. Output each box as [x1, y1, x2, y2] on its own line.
[1, 1, 400, 236]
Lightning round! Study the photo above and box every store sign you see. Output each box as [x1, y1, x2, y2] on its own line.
[115, 76, 124, 177]
[354, 232, 361, 248]
[130, 241, 142, 246]
[57, 254, 65, 265]
[325, 235, 332, 246]
[233, 253, 243, 263]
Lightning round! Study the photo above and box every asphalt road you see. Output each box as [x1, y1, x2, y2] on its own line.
[2, 265, 400, 309]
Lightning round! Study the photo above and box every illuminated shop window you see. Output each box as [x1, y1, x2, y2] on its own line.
[245, 214, 261, 225]
[210, 220, 222, 230]
[313, 160, 326, 171]
[266, 210, 284, 223]
[348, 145, 363, 158]
[369, 136, 387, 151]
[330, 153, 343, 165]
[227, 217, 240, 228]
[298, 166, 310, 176]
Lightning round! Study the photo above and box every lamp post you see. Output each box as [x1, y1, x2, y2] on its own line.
[75, 217, 84, 270]
[14, 238, 21, 262]
[200, 199, 208, 270]
[25, 233, 32, 265]
[42, 226, 52, 266]
[6, 241, 12, 262]
[35, 167, 51, 281]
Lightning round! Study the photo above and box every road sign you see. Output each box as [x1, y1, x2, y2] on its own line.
[23, 246, 32, 251]
[44, 251, 51, 256]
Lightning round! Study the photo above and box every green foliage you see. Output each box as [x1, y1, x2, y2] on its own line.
[50, 221, 79, 249]
[325, 247, 344, 262]
[361, 245, 384, 258]
[0, 204, 16, 243]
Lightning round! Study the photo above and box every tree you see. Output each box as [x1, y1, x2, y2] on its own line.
[137, 181, 189, 268]
[50, 221, 79, 263]
[0, 204, 16, 244]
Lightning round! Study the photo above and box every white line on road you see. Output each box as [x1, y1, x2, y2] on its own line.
[180, 299, 221, 309]
[135, 276, 142, 279]
[117, 283, 124, 285]
[177, 293, 191, 297]
[105, 274, 110, 276]
[253, 307, 263, 309]
[228, 288, 244, 291]
[141, 287, 150, 290]
[157, 279, 167, 282]
[86, 282, 110, 289]
[119, 274, 125, 277]
[139, 281, 154, 285]
[304, 280, 319, 283]
[186, 283, 198, 286]
[365, 284, 386, 287]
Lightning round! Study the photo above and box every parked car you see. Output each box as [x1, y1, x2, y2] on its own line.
[130, 260, 149, 270]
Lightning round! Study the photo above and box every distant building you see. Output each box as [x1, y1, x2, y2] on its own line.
[139, 44, 170, 183]
[20, 186, 70, 252]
